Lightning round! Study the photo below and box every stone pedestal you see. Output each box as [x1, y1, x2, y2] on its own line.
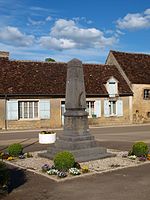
[40, 59, 113, 162]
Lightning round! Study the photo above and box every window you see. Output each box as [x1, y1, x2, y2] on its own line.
[18, 101, 39, 119]
[106, 77, 118, 97]
[104, 99, 123, 117]
[144, 89, 150, 99]
[109, 100, 116, 116]
[86, 101, 95, 117]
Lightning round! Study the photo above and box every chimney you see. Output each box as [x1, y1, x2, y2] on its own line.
[0, 51, 9, 60]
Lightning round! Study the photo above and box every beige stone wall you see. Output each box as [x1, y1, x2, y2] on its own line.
[132, 84, 150, 123]
[7, 98, 62, 130]
[106, 53, 150, 124]
[49, 99, 61, 128]
[2, 96, 132, 130]
[88, 97, 132, 126]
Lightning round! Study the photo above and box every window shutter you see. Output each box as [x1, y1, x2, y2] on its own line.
[94, 100, 101, 117]
[39, 100, 50, 119]
[116, 100, 123, 116]
[7, 100, 18, 120]
[104, 100, 109, 117]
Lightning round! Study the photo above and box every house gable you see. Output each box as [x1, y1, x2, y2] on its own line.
[106, 51, 131, 87]
[108, 50, 150, 84]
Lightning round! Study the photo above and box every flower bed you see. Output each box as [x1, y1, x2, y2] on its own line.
[2, 149, 150, 182]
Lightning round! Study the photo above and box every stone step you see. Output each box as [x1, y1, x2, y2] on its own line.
[55, 139, 98, 150]
[58, 134, 95, 142]
[40, 146, 114, 162]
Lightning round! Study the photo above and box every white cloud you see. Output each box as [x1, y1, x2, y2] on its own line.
[144, 9, 150, 15]
[46, 16, 52, 21]
[39, 36, 76, 50]
[0, 26, 35, 47]
[116, 8, 150, 30]
[39, 19, 116, 50]
[73, 17, 93, 24]
[28, 18, 45, 26]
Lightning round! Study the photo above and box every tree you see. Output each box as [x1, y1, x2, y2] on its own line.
[45, 58, 56, 62]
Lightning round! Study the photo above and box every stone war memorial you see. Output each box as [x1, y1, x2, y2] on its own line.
[41, 58, 112, 162]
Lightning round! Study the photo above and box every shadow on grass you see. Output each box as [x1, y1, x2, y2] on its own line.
[8, 166, 27, 193]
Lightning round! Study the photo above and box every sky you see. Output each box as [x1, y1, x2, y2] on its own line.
[0, 0, 150, 63]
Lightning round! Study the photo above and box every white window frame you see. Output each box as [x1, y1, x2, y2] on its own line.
[106, 77, 118, 97]
[109, 100, 116, 116]
[18, 100, 39, 120]
[104, 99, 123, 117]
[144, 89, 150, 100]
[86, 101, 95, 118]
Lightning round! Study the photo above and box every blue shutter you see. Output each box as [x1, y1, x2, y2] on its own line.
[104, 100, 109, 117]
[94, 100, 101, 117]
[39, 100, 50, 119]
[116, 100, 123, 116]
[7, 100, 18, 120]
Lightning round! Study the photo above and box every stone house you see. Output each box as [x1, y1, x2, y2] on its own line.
[106, 50, 150, 124]
[0, 51, 132, 130]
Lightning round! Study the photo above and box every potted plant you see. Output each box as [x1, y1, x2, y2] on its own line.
[39, 130, 56, 144]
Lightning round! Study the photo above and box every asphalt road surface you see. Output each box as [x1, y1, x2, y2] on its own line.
[0, 124, 150, 152]
[1, 124, 150, 200]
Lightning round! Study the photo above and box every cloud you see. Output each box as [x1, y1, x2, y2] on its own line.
[73, 17, 93, 24]
[116, 8, 150, 30]
[0, 26, 35, 47]
[39, 19, 116, 50]
[28, 18, 45, 26]
[39, 36, 76, 50]
[46, 16, 52, 21]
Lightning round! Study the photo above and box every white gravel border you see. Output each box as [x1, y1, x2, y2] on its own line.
[4, 149, 150, 182]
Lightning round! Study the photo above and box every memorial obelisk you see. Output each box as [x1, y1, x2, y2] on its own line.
[42, 59, 112, 162]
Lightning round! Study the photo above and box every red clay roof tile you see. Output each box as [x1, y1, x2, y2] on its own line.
[111, 50, 150, 84]
[0, 59, 132, 96]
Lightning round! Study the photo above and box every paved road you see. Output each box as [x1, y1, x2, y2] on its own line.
[2, 163, 150, 200]
[0, 124, 150, 152]
[1, 124, 150, 200]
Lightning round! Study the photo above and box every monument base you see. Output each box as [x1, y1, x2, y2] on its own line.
[39, 134, 114, 162]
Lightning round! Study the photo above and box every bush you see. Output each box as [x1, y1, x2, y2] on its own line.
[54, 151, 75, 171]
[132, 142, 149, 157]
[0, 161, 9, 187]
[7, 143, 23, 157]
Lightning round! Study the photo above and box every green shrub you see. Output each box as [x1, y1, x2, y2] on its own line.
[132, 142, 149, 157]
[0, 161, 9, 186]
[54, 151, 75, 171]
[7, 143, 23, 157]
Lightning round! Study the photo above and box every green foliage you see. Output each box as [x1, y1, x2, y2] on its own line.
[54, 151, 75, 171]
[7, 143, 23, 157]
[40, 130, 55, 134]
[45, 58, 56, 62]
[0, 161, 9, 186]
[132, 142, 149, 157]
[73, 162, 81, 169]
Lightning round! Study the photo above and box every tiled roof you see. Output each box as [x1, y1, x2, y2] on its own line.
[111, 50, 150, 84]
[0, 59, 132, 96]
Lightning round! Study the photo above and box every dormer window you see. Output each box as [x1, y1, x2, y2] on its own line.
[106, 77, 118, 97]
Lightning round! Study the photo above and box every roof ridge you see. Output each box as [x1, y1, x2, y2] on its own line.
[9, 60, 67, 64]
[110, 50, 150, 56]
